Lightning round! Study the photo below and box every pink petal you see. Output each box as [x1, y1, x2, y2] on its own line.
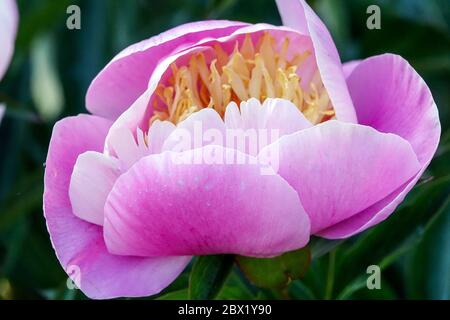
[316, 179, 412, 238]
[224, 98, 312, 155]
[69, 151, 121, 226]
[86, 20, 248, 120]
[103, 45, 208, 155]
[162, 108, 226, 152]
[224, 98, 312, 134]
[147, 120, 176, 154]
[104, 145, 310, 258]
[44, 114, 190, 299]
[317, 54, 441, 238]
[107, 126, 148, 171]
[112, 97, 312, 160]
[259, 120, 421, 234]
[275, 0, 357, 123]
[0, 0, 18, 80]
[342, 60, 361, 79]
[153, 97, 312, 157]
[346, 54, 440, 166]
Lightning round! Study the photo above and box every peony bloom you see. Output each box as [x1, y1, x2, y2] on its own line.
[0, 0, 18, 123]
[43, 0, 440, 299]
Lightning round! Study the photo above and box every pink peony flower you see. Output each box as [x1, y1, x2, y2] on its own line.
[43, 0, 440, 299]
[0, 0, 18, 123]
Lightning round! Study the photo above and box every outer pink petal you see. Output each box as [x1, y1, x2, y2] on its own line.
[86, 20, 248, 120]
[346, 54, 440, 166]
[104, 145, 310, 258]
[342, 60, 361, 79]
[275, 0, 357, 123]
[44, 114, 190, 299]
[259, 120, 421, 234]
[0, 0, 18, 80]
[317, 54, 441, 238]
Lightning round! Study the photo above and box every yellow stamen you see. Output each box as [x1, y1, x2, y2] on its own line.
[241, 34, 255, 60]
[151, 32, 334, 125]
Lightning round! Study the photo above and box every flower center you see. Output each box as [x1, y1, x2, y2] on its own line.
[151, 32, 334, 125]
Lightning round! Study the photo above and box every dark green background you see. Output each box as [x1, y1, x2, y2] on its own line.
[0, 0, 449, 300]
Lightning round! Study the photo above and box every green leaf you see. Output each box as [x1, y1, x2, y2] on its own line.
[335, 175, 450, 297]
[309, 236, 345, 259]
[188, 255, 234, 300]
[157, 289, 189, 300]
[405, 196, 450, 299]
[236, 247, 310, 289]
[339, 277, 398, 300]
[297, 255, 329, 299]
[288, 280, 317, 300]
[2, 221, 66, 292]
[0, 170, 43, 233]
[215, 269, 256, 300]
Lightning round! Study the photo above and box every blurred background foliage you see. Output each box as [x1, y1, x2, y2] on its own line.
[0, 0, 449, 300]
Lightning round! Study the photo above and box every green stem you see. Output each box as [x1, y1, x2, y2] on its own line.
[324, 249, 336, 300]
